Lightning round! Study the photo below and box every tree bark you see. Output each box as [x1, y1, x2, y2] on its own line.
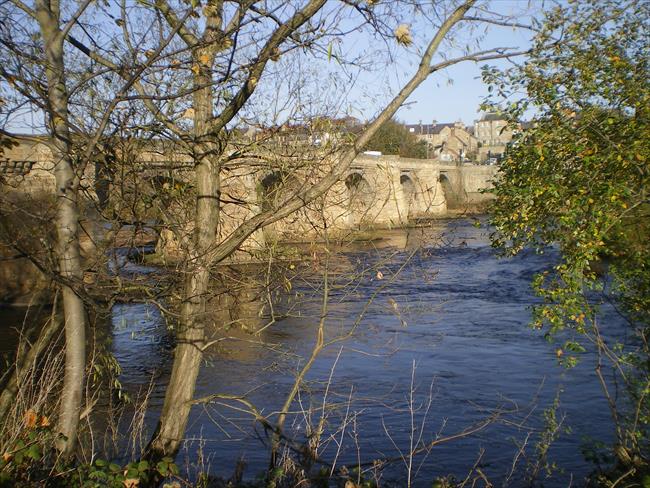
[35, 0, 87, 457]
[148, 44, 221, 458]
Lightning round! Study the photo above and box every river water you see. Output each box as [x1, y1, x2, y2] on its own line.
[1, 218, 629, 486]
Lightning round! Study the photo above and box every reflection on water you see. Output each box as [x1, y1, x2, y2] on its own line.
[0, 219, 628, 486]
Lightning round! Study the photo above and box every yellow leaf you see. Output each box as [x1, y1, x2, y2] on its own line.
[191, 64, 200, 75]
[394, 24, 412, 47]
[198, 53, 210, 66]
[123, 479, 140, 488]
[24, 409, 37, 428]
[182, 108, 195, 119]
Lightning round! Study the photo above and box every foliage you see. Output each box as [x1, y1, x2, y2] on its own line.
[0, 408, 180, 487]
[364, 119, 427, 158]
[525, 391, 568, 483]
[484, 0, 649, 480]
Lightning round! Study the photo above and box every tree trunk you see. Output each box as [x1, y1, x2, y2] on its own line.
[35, 1, 87, 457]
[148, 51, 220, 458]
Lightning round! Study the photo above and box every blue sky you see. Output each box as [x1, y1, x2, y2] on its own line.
[397, 5, 537, 126]
[351, 0, 539, 127]
[2, 0, 540, 133]
[243, 0, 541, 129]
[397, 57, 514, 126]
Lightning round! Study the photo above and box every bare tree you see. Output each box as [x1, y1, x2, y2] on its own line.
[2, 0, 96, 455]
[1, 0, 184, 455]
[1, 0, 533, 472]
[106, 0, 529, 462]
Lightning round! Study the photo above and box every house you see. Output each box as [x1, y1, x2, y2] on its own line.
[239, 116, 363, 146]
[405, 121, 478, 161]
[309, 116, 363, 146]
[474, 112, 517, 162]
[474, 112, 513, 146]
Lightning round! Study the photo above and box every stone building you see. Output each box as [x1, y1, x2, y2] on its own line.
[405, 121, 478, 162]
[473, 112, 515, 162]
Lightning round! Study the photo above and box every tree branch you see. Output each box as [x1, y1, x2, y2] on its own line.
[462, 16, 540, 32]
[211, 0, 328, 133]
[429, 47, 531, 74]
[60, 0, 94, 40]
[205, 0, 478, 265]
[9, 0, 35, 18]
[153, 0, 199, 47]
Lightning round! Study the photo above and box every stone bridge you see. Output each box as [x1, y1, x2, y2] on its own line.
[339, 155, 496, 226]
[1, 139, 498, 240]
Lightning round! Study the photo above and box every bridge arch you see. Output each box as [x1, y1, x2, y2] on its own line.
[345, 172, 374, 225]
[439, 170, 467, 210]
[257, 170, 300, 211]
[399, 173, 417, 219]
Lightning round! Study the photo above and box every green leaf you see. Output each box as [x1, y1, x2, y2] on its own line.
[564, 341, 586, 353]
[156, 461, 169, 475]
[26, 444, 41, 460]
[641, 474, 650, 488]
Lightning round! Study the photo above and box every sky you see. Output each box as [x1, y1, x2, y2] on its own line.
[395, 2, 538, 126]
[397, 58, 515, 126]
[288, 0, 542, 129]
[2, 0, 541, 133]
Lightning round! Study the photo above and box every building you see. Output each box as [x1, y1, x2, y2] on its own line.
[474, 112, 513, 146]
[241, 116, 363, 146]
[474, 112, 516, 163]
[405, 121, 478, 162]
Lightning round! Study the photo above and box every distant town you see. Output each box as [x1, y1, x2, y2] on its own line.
[237, 111, 527, 165]
[404, 112, 531, 164]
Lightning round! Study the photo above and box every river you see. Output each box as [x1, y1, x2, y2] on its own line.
[1, 218, 628, 486]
